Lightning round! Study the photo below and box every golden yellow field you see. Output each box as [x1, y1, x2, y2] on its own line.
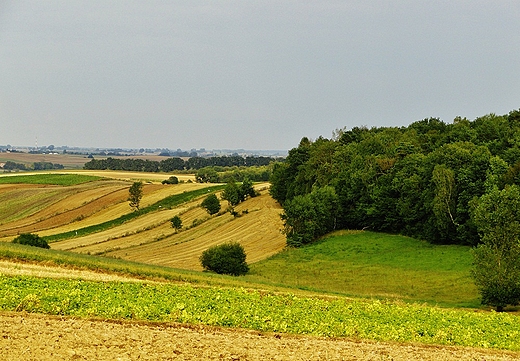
[0, 151, 180, 169]
[0, 171, 285, 270]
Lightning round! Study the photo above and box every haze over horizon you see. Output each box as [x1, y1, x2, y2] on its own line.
[1, 1, 519, 151]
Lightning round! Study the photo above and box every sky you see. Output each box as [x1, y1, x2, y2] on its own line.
[1, 1, 519, 151]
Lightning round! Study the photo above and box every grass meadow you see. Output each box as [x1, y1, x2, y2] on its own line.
[248, 231, 479, 308]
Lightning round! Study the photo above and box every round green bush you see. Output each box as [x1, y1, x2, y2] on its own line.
[12, 233, 50, 249]
[200, 242, 249, 276]
[201, 194, 221, 215]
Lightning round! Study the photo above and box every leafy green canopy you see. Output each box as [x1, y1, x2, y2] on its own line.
[12, 233, 50, 249]
[470, 185, 520, 310]
[128, 181, 143, 211]
[201, 194, 221, 215]
[200, 242, 249, 276]
[271, 109, 520, 246]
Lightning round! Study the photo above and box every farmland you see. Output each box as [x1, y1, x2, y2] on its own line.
[0, 171, 519, 359]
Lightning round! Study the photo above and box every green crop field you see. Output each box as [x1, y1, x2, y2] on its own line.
[1, 274, 519, 351]
[0, 173, 102, 186]
[247, 231, 479, 307]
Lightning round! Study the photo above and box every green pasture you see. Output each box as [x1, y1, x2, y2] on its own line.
[0, 173, 102, 186]
[248, 231, 479, 307]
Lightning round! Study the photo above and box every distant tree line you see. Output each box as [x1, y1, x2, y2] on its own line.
[33, 162, 64, 170]
[1, 161, 64, 171]
[270, 109, 520, 247]
[195, 166, 272, 183]
[83, 155, 276, 173]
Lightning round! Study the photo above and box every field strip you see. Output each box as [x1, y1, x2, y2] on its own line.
[0, 312, 517, 361]
[50, 208, 187, 251]
[0, 186, 66, 226]
[67, 169, 197, 182]
[68, 204, 212, 255]
[107, 193, 285, 270]
[0, 260, 149, 283]
[0, 183, 127, 233]
[35, 183, 215, 237]
[136, 182, 214, 207]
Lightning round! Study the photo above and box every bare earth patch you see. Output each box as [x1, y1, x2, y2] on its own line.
[0, 312, 518, 361]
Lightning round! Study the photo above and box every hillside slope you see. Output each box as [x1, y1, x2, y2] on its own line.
[106, 191, 285, 270]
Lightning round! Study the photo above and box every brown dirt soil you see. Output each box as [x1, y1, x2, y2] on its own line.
[0, 312, 518, 361]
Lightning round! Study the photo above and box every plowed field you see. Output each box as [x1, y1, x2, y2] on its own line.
[1, 312, 519, 361]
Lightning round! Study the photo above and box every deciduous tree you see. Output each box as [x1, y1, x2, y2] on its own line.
[128, 181, 143, 211]
[170, 215, 182, 231]
[470, 185, 520, 311]
[200, 242, 249, 276]
[201, 194, 221, 215]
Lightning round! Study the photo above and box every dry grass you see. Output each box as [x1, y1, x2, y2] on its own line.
[68, 169, 196, 183]
[0, 174, 284, 269]
[106, 192, 286, 270]
[0, 260, 150, 283]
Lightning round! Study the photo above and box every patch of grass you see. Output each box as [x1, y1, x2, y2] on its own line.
[43, 185, 226, 242]
[0, 174, 102, 186]
[247, 231, 479, 308]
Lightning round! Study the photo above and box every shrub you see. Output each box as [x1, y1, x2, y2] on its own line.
[201, 194, 221, 215]
[200, 242, 249, 276]
[12, 233, 50, 249]
[162, 176, 179, 185]
[170, 215, 182, 231]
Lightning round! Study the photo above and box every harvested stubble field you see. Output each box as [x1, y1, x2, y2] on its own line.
[0, 172, 285, 270]
[105, 191, 286, 270]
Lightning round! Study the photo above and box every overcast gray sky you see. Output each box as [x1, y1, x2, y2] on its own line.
[1, 1, 519, 151]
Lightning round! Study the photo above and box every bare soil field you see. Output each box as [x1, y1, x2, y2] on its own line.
[1, 312, 518, 361]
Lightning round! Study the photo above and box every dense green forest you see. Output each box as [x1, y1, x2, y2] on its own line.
[270, 109, 520, 247]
